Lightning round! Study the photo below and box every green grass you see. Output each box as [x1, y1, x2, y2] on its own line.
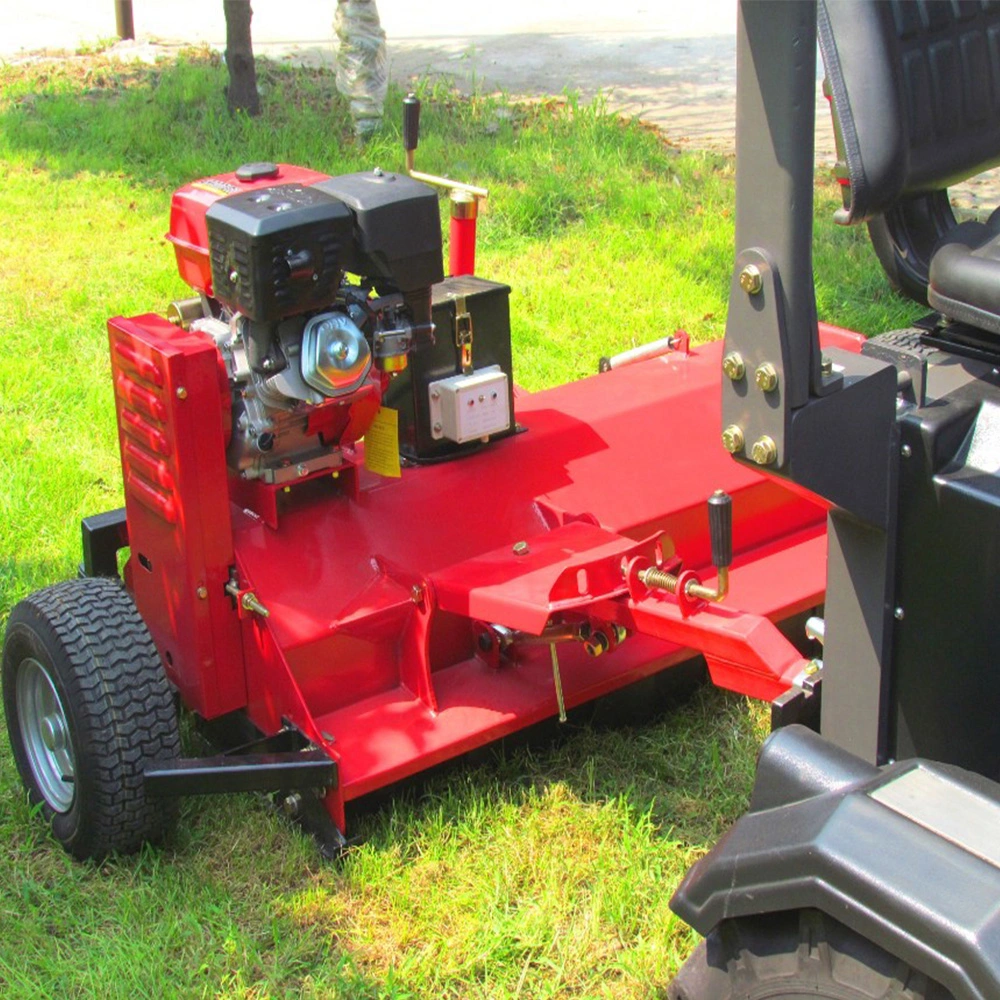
[0, 51, 922, 998]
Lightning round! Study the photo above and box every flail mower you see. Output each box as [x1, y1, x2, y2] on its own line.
[1, 85, 839, 860]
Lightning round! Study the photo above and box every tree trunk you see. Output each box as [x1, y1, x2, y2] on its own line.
[224, 1, 260, 117]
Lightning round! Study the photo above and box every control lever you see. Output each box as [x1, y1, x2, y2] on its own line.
[400, 93, 488, 199]
[400, 93, 488, 277]
[637, 490, 732, 603]
[403, 92, 421, 173]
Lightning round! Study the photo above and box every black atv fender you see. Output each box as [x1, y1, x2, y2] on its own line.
[670, 725, 1000, 1000]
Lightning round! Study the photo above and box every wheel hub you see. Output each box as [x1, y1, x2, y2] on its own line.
[16, 657, 76, 813]
[40, 713, 67, 753]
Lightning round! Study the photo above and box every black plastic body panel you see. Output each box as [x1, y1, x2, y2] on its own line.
[384, 275, 515, 461]
[313, 172, 444, 293]
[889, 365, 1000, 776]
[206, 183, 352, 321]
[671, 726, 1000, 1000]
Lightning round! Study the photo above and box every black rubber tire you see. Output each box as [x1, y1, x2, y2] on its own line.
[2, 578, 180, 860]
[668, 909, 955, 1000]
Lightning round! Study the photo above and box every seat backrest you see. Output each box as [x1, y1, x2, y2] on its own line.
[820, 0, 1000, 224]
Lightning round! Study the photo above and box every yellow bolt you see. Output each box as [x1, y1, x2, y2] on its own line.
[722, 352, 745, 381]
[751, 436, 778, 466]
[721, 425, 745, 454]
[755, 363, 778, 393]
[739, 264, 763, 295]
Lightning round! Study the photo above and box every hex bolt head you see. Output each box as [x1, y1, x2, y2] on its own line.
[512, 541, 530, 556]
[751, 435, 777, 465]
[721, 424, 745, 454]
[821, 354, 834, 376]
[176, 386, 188, 399]
[894, 606, 905, 621]
[754, 363, 779, 393]
[722, 352, 746, 381]
[739, 264, 763, 295]
[196, 586, 208, 600]
[901, 444, 912, 458]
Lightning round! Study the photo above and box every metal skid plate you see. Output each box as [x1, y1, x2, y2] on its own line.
[428, 365, 511, 444]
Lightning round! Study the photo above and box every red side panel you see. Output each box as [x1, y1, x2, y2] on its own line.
[109, 314, 246, 718]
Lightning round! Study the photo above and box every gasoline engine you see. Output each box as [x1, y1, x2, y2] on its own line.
[166, 161, 514, 482]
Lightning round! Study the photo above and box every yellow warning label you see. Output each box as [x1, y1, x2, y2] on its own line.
[363, 406, 401, 478]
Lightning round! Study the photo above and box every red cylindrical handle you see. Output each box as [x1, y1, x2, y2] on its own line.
[449, 192, 478, 276]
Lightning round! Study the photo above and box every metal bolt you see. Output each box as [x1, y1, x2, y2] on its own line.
[176, 386, 188, 399]
[228, 269, 239, 284]
[430, 389, 440, 401]
[432, 421, 442, 433]
[240, 592, 270, 618]
[512, 541, 530, 556]
[821, 355, 833, 376]
[739, 264, 763, 295]
[894, 606, 905, 621]
[722, 352, 745, 381]
[411, 584, 424, 604]
[296, 464, 308, 477]
[754, 363, 779, 393]
[196, 586, 208, 600]
[721, 424, 745, 454]
[901, 444, 912, 458]
[282, 792, 303, 818]
[750, 435, 777, 466]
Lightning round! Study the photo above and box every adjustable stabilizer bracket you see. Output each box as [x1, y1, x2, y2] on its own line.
[670, 726, 1000, 1000]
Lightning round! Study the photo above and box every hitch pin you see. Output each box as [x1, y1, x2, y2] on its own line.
[549, 643, 567, 723]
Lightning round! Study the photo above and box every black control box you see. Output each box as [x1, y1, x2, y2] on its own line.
[384, 275, 515, 460]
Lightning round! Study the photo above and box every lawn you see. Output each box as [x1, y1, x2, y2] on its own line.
[0, 50, 922, 999]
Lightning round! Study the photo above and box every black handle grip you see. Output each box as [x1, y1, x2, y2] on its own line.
[707, 490, 732, 568]
[403, 93, 421, 152]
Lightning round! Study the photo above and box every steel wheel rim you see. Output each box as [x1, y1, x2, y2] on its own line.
[16, 657, 76, 812]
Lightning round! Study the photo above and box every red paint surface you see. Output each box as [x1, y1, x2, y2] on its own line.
[116, 314, 859, 831]
[449, 214, 477, 276]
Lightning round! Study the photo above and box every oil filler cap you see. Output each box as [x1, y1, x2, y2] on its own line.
[236, 161, 280, 182]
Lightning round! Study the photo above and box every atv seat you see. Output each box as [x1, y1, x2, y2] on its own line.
[819, 0, 1000, 332]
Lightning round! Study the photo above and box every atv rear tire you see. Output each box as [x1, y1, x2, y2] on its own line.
[2, 577, 180, 860]
[669, 909, 954, 999]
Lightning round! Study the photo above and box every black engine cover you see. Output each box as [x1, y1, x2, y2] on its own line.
[206, 183, 353, 322]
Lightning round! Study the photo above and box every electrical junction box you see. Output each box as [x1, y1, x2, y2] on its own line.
[428, 365, 511, 444]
